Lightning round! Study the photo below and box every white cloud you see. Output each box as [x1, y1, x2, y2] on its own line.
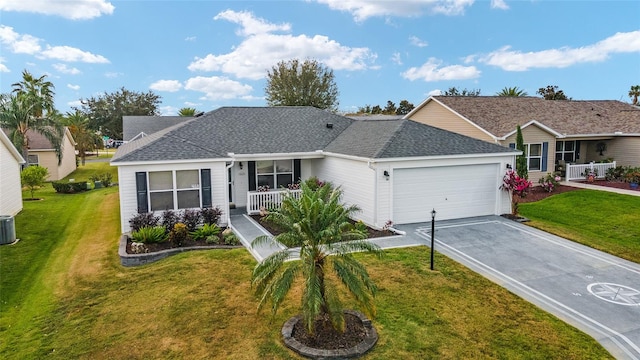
[188, 10, 375, 80]
[159, 105, 179, 116]
[185, 36, 196, 42]
[480, 30, 640, 71]
[184, 76, 253, 101]
[0, 0, 114, 20]
[391, 52, 403, 65]
[184, 101, 201, 107]
[428, 89, 443, 96]
[214, 9, 291, 36]
[402, 57, 480, 81]
[0, 25, 42, 54]
[149, 79, 183, 92]
[104, 72, 122, 78]
[40, 45, 109, 63]
[315, 0, 474, 21]
[0, 63, 9, 72]
[53, 63, 81, 74]
[67, 100, 82, 107]
[409, 35, 428, 48]
[491, 0, 509, 10]
[67, 84, 80, 90]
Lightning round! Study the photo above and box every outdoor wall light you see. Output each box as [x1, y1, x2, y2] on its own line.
[383, 170, 390, 180]
[239, 162, 243, 169]
[506, 164, 512, 169]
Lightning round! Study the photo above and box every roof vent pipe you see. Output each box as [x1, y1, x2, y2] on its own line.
[326, 123, 333, 129]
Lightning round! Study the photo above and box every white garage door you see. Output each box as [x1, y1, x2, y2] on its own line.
[393, 164, 499, 224]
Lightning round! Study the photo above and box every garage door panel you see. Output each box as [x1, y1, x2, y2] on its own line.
[393, 164, 499, 224]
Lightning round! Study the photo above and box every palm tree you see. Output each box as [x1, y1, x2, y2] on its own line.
[629, 85, 640, 106]
[178, 107, 197, 116]
[63, 111, 100, 166]
[12, 70, 56, 118]
[0, 93, 64, 165]
[251, 181, 382, 334]
[496, 86, 528, 97]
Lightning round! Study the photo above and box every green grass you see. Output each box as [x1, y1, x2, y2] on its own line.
[520, 189, 640, 263]
[63, 161, 118, 183]
[0, 170, 614, 359]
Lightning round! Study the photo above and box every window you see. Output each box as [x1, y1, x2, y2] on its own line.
[256, 160, 293, 189]
[555, 140, 577, 162]
[27, 154, 39, 166]
[147, 170, 201, 211]
[525, 143, 542, 171]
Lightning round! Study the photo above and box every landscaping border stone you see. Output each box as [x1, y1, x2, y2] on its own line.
[282, 310, 378, 359]
[118, 235, 242, 267]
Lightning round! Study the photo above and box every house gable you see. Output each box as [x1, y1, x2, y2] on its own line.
[0, 130, 25, 216]
[406, 97, 497, 143]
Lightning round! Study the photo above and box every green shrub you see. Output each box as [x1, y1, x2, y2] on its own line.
[191, 223, 221, 241]
[181, 209, 201, 231]
[169, 223, 189, 247]
[221, 228, 239, 245]
[205, 235, 220, 244]
[21, 166, 50, 199]
[51, 181, 90, 194]
[89, 172, 113, 187]
[131, 226, 168, 243]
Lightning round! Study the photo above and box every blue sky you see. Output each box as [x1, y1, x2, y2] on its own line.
[1, 0, 639, 116]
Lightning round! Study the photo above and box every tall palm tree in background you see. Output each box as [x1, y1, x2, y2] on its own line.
[63, 111, 100, 166]
[1, 70, 63, 166]
[629, 85, 640, 106]
[0, 93, 63, 165]
[252, 181, 382, 335]
[496, 86, 528, 97]
[178, 107, 197, 116]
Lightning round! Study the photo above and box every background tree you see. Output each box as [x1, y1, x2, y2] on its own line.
[75, 87, 161, 139]
[537, 85, 569, 100]
[178, 107, 197, 116]
[629, 85, 640, 106]
[63, 111, 100, 166]
[515, 125, 528, 180]
[252, 181, 382, 335]
[496, 87, 528, 97]
[370, 105, 382, 114]
[442, 87, 481, 96]
[383, 101, 396, 115]
[21, 165, 49, 200]
[265, 59, 339, 111]
[396, 100, 415, 115]
[12, 69, 56, 118]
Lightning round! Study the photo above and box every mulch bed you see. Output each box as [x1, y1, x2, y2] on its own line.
[250, 215, 394, 238]
[518, 180, 638, 204]
[291, 313, 366, 350]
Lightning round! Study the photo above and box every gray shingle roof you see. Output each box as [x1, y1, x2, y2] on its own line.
[430, 96, 640, 136]
[122, 116, 193, 141]
[112, 106, 516, 163]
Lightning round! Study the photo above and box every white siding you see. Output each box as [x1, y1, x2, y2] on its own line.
[0, 141, 24, 216]
[116, 161, 228, 233]
[313, 156, 376, 226]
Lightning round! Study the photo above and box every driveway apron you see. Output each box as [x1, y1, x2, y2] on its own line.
[398, 216, 640, 360]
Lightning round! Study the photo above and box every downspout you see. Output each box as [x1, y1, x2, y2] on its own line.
[367, 160, 378, 228]
[225, 154, 235, 226]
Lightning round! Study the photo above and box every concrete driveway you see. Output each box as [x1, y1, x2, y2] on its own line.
[397, 216, 640, 360]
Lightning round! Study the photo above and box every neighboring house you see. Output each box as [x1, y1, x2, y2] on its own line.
[112, 106, 517, 233]
[0, 130, 26, 216]
[406, 96, 640, 182]
[123, 116, 193, 142]
[22, 128, 77, 181]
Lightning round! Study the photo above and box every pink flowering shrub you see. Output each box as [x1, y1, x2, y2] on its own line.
[500, 170, 532, 216]
[538, 173, 561, 193]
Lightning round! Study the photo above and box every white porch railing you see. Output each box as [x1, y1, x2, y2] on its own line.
[566, 161, 616, 181]
[247, 189, 302, 215]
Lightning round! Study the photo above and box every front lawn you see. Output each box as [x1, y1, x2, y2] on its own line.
[519, 189, 640, 263]
[0, 167, 613, 359]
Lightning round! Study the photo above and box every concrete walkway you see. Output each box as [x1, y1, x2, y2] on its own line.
[562, 180, 640, 196]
